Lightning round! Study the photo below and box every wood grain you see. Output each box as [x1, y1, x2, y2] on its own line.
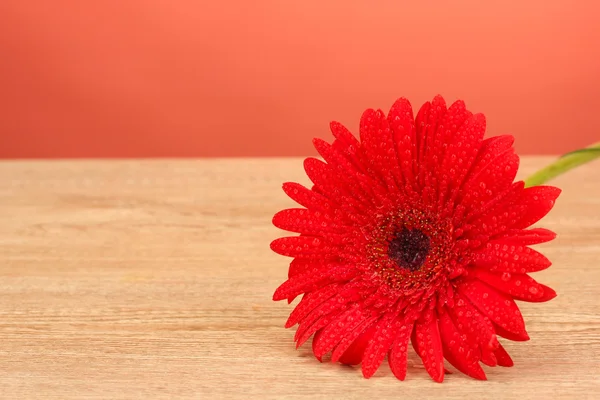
[0, 157, 598, 399]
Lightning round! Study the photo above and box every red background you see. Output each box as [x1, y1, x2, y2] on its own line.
[1, 1, 599, 158]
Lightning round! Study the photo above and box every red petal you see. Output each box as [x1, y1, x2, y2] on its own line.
[338, 322, 378, 365]
[438, 112, 486, 210]
[388, 321, 414, 381]
[472, 268, 557, 303]
[361, 314, 399, 378]
[313, 138, 372, 190]
[460, 136, 519, 214]
[282, 182, 332, 211]
[273, 208, 341, 235]
[414, 96, 451, 201]
[493, 322, 530, 341]
[466, 184, 560, 238]
[387, 97, 417, 192]
[411, 311, 445, 382]
[284, 284, 340, 328]
[359, 108, 402, 190]
[461, 280, 527, 336]
[312, 329, 325, 362]
[272, 262, 356, 302]
[472, 243, 552, 273]
[494, 343, 514, 367]
[513, 186, 561, 229]
[331, 316, 378, 363]
[312, 304, 368, 359]
[438, 311, 487, 380]
[303, 157, 369, 208]
[493, 228, 557, 246]
[288, 258, 312, 278]
[296, 312, 340, 348]
[448, 294, 498, 352]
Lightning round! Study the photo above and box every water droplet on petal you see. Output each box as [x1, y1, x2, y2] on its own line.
[529, 286, 539, 295]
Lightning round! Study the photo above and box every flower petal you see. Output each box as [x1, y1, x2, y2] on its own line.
[331, 316, 378, 363]
[439, 112, 486, 210]
[312, 303, 368, 359]
[438, 311, 487, 380]
[296, 311, 341, 348]
[472, 243, 552, 273]
[411, 310, 445, 382]
[273, 263, 356, 302]
[513, 186, 561, 229]
[313, 137, 362, 177]
[448, 294, 499, 366]
[273, 208, 345, 236]
[387, 97, 418, 192]
[461, 280, 527, 336]
[458, 136, 518, 214]
[303, 157, 374, 210]
[449, 295, 499, 351]
[472, 268, 557, 303]
[284, 283, 340, 328]
[414, 96, 450, 201]
[282, 181, 333, 211]
[338, 322, 378, 365]
[494, 343, 514, 367]
[359, 108, 402, 191]
[492, 322, 530, 341]
[466, 184, 560, 238]
[388, 321, 414, 381]
[493, 228, 557, 246]
[362, 314, 399, 378]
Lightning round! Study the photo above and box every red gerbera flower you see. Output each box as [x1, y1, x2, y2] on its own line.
[270, 95, 560, 382]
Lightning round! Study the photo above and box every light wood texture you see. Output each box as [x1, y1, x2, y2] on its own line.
[0, 157, 598, 399]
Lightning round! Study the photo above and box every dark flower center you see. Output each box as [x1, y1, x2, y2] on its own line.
[387, 227, 431, 271]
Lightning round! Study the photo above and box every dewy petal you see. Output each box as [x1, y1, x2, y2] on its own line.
[288, 258, 312, 278]
[438, 311, 487, 380]
[412, 309, 445, 382]
[338, 322, 378, 365]
[458, 135, 518, 214]
[284, 284, 340, 328]
[303, 157, 374, 210]
[492, 321, 530, 341]
[494, 343, 515, 367]
[272, 262, 357, 301]
[461, 280, 527, 336]
[273, 208, 341, 235]
[329, 121, 362, 161]
[466, 183, 560, 239]
[472, 268, 557, 303]
[493, 228, 557, 246]
[472, 243, 552, 273]
[359, 109, 402, 191]
[448, 294, 498, 352]
[387, 97, 418, 192]
[362, 314, 399, 378]
[388, 321, 414, 381]
[331, 316, 378, 363]
[512, 186, 561, 229]
[313, 137, 366, 185]
[312, 304, 367, 359]
[282, 182, 333, 212]
[438, 112, 486, 210]
[415, 96, 450, 192]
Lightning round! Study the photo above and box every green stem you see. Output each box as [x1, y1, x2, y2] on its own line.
[524, 142, 600, 187]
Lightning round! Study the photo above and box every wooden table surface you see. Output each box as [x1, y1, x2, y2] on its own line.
[0, 157, 599, 399]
